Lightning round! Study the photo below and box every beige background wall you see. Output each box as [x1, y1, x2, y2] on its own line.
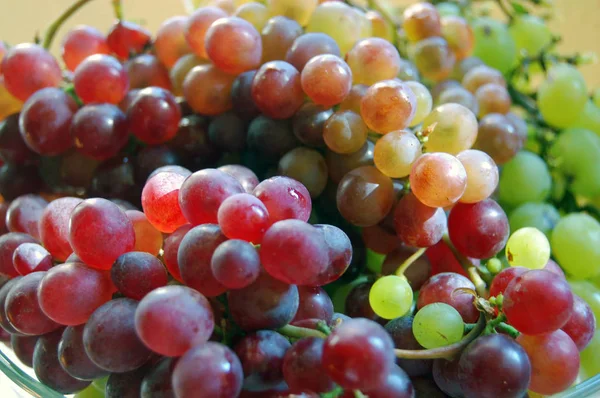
[0, 0, 598, 86]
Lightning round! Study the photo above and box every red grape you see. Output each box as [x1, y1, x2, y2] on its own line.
[561, 295, 596, 351]
[162, 224, 192, 282]
[544, 258, 566, 279]
[425, 241, 469, 277]
[128, 87, 182, 145]
[61, 26, 111, 71]
[218, 193, 271, 243]
[293, 286, 334, 323]
[141, 358, 177, 398]
[283, 337, 334, 393]
[301, 54, 352, 107]
[74, 54, 129, 105]
[286, 32, 341, 72]
[345, 283, 379, 321]
[0, 232, 37, 277]
[11, 334, 38, 367]
[252, 61, 304, 119]
[72, 104, 130, 160]
[418, 272, 479, 323]
[211, 239, 261, 290]
[106, 21, 152, 60]
[58, 325, 109, 380]
[361, 225, 402, 255]
[141, 171, 187, 233]
[135, 285, 214, 357]
[183, 64, 236, 116]
[205, 17, 262, 75]
[105, 367, 147, 398]
[12, 243, 52, 275]
[125, 54, 171, 90]
[313, 224, 353, 285]
[0, 277, 22, 333]
[218, 164, 259, 193]
[39, 197, 82, 262]
[111, 252, 168, 300]
[6, 194, 47, 239]
[154, 16, 192, 69]
[393, 192, 446, 248]
[185, 6, 228, 59]
[147, 165, 191, 181]
[253, 176, 312, 223]
[125, 210, 163, 256]
[488, 266, 528, 298]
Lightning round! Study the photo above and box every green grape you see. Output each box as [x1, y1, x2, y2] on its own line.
[569, 280, 600, 320]
[505, 227, 550, 269]
[412, 303, 464, 349]
[593, 88, 600, 108]
[306, 2, 365, 54]
[509, 202, 560, 238]
[436, 2, 461, 17]
[366, 248, 386, 274]
[471, 17, 517, 74]
[92, 377, 108, 392]
[331, 275, 369, 313]
[571, 100, 600, 136]
[571, 161, 600, 198]
[508, 15, 552, 56]
[266, 0, 318, 27]
[487, 258, 502, 274]
[498, 151, 552, 208]
[405, 81, 433, 127]
[75, 384, 105, 398]
[537, 64, 588, 128]
[549, 128, 600, 176]
[552, 213, 600, 279]
[369, 275, 413, 319]
[580, 331, 600, 381]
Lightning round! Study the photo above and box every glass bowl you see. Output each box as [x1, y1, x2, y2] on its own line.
[0, 341, 598, 398]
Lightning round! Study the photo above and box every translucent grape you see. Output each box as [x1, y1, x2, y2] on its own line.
[562, 295, 596, 351]
[74, 55, 129, 105]
[471, 17, 517, 74]
[260, 16, 303, 63]
[72, 104, 129, 160]
[474, 113, 526, 165]
[405, 81, 433, 127]
[410, 152, 467, 208]
[301, 54, 352, 107]
[266, 0, 317, 26]
[183, 64, 235, 115]
[505, 227, 550, 269]
[422, 103, 478, 155]
[360, 79, 416, 134]
[6, 194, 47, 239]
[369, 275, 413, 320]
[509, 15, 552, 57]
[125, 54, 171, 90]
[127, 87, 182, 145]
[61, 26, 111, 72]
[292, 103, 331, 147]
[552, 213, 600, 279]
[205, 17, 262, 74]
[441, 16, 474, 60]
[475, 83, 511, 117]
[366, 10, 394, 42]
[402, 2, 442, 42]
[235, 2, 269, 31]
[436, 85, 479, 114]
[418, 272, 479, 323]
[411, 37, 455, 82]
[12, 243, 52, 275]
[498, 151, 551, 207]
[217, 193, 271, 242]
[374, 130, 422, 178]
[413, 303, 464, 349]
[461, 64, 506, 93]
[39, 197, 82, 262]
[489, 266, 528, 298]
[278, 147, 328, 197]
[306, 2, 366, 54]
[323, 110, 368, 155]
[339, 84, 368, 114]
[393, 192, 446, 248]
[111, 252, 168, 300]
[509, 203, 559, 241]
[253, 176, 312, 223]
[346, 38, 401, 86]
[141, 171, 187, 233]
[185, 6, 228, 59]
[154, 16, 192, 69]
[286, 32, 341, 72]
[218, 164, 259, 193]
[125, 210, 163, 256]
[106, 21, 151, 60]
[252, 61, 304, 119]
[538, 63, 587, 128]
[457, 149, 498, 203]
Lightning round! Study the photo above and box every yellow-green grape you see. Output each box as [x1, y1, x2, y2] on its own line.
[235, 2, 269, 31]
[580, 331, 600, 381]
[471, 17, 517, 74]
[537, 63, 587, 128]
[75, 384, 104, 398]
[569, 280, 600, 320]
[508, 15, 553, 57]
[369, 275, 413, 319]
[487, 258, 502, 274]
[552, 213, 600, 279]
[422, 103, 478, 155]
[505, 227, 550, 269]
[306, 2, 365, 54]
[354, 8, 373, 40]
[366, 10, 395, 42]
[346, 38, 402, 86]
[366, 249, 386, 274]
[266, 0, 317, 26]
[457, 149, 499, 204]
[508, 202, 560, 239]
[498, 151, 551, 207]
[571, 100, 600, 136]
[405, 81, 433, 127]
[323, 110, 369, 155]
[411, 37, 456, 82]
[549, 128, 600, 176]
[374, 130, 422, 178]
[413, 303, 464, 349]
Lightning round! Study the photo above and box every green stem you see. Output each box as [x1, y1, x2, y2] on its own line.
[42, 0, 94, 49]
[395, 247, 427, 277]
[495, 0, 514, 21]
[354, 391, 368, 398]
[497, 322, 520, 338]
[321, 386, 344, 398]
[395, 315, 485, 360]
[484, 313, 507, 334]
[112, 0, 123, 20]
[278, 324, 328, 340]
[442, 234, 489, 298]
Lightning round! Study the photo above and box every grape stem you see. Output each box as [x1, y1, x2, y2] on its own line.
[494, 0, 514, 21]
[394, 247, 427, 277]
[497, 322, 520, 338]
[442, 234, 489, 298]
[112, 0, 123, 21]
[394, 315, 485, 360]
[277, 324, 328, 339]
[42, 0, 94, 49]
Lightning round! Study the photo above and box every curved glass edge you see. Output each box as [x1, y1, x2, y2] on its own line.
[0, 343, 598, 398]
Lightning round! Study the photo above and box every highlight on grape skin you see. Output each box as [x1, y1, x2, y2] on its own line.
[0, 0, 596, 397]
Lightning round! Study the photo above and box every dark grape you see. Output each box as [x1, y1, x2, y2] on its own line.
[128, 87, 182, 145]
[71, 104, 130, 160]
[385, 316, 433, 377]
[293, 286, 334, 323]
[141, 358, 177, 398]
[211, 240, 261, 290]
[561, 295, 596, 351]
[11, 334, 38, 367]
[208, 112, 247, 152]
[58, 324, 109, 380]
[247, 116, 299, 160]
[0, 113, 36, 164]
[111, 252, 168, 300]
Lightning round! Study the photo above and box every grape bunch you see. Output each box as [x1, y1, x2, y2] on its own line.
[0, 0, 597, 397]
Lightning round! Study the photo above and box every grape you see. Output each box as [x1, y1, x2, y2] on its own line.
[170, 54, 205, 96]
[457, 149, 499, 203]
[84, 298, 152, 372]
[314, 224, 353, 285]
[205, 17, 262, 74]
[172, 342, 243, 398]
[418, 272, 479, 323]
[218, 193, 271, 242]
[562, 295, 596, 351]
[11, 334, 38, 367]
[253, 176, 312, 223]
[211, 240, 261, 290]
[265, 0, 317, 26]
[498, 151, 551, 207]
[2, 44, 62, 101]
[475, 83, 511, 117]
[374, 131, 421, 179]
[306, 2, 366, 54]
[474, 113, 526, 165]
[141, 358, 176, 398]
[177, 224, 228, 297]
[336, 166, 395, 227]
[279, 148, 328, 198]
[111, 252, 168, 300]
[301, 54, 352, 107]
[286, 32, 341, 72]
[402, 2, 442, 42]
[437, 85, 479, 114]
[252, 61, 304, 119]
[580, 330, 600, 380]
[135, 285, 214, 357]
[34, 330, 92, 394]
[162, 224, 192, 282]
[471, 17, 517, 74]
[228, 271, 299, 331]
[433, 359, 463, 397]
[572, 100, 600, 136]
[362, 225, 402, 255]
[345, 282, 379, 321]
[184, 64, 236, 115]
[69, 198, 135, 270]
[442, 15, 474, 60]
[283, 337, 334, 393]
[382, 247, 432, 290]
[360, 79, 416, 134]
[6, 194, 47, 239]
[218, 164, 259, 193]
[323, 110, 368, 155]
[458, 334, 531, 398]
[38, 261, 113, 326]
[106, 21, 151, 60]
[369, 275, 413, 320]
[41, 198, 83, 263]
[0, 113, 36, 165]
[509, 15, 552, 57]
[74, 54, 129, 105]
[504, 270, 574, 335]
[462, 65, 506, 93]
[0, 164, 42, 201]
[292, 103, 332, 148]
[538, 63, 588, 128]
[61, 26, 111, 71]
[489, 266, 528, 298]
[339, 84, 368, 114]
[552, 213, 600, 279]
[410, 152, 467, 208]
[6, 272, 60, 335]
[323, 318, 395, 390]
[393, 192, 446, 248]
[125, 54, 171, 90]
[448, 200, 509, 259]
[346, 38, 401, 86]
[411, 37, 456, 82]
[261, 16, 303, 63]
[185, 6, 228, 58]
[154, 16, 191, 69]
[367, 10, 395, 42]
[505, 227, 550, 270]
[12, 243, 52, 275]
[58, 325, 109, 380]
[549, 127, 600, 176]
[293, 286, 334, 322]
[261, 220, 329, 285]
[0, 276, 22, 333]
[406, 81, 433, 127]
[171, 117, 220, 169]
[125, 210, 163, 256]
[19, 87, 77, 155]
[235, 330, 290, 391]
[208, 112, 246, 152]
[128, 87, 181, 145]
[235, 2, 269, 31]
[72, 104, 129, 160]
[326, 140, 374, 184]
[422, 103, 478, 155]
[105, 367, 146, 398]
[247, 116, 299, 159]
[384, 317, 432, 378]
[517, 330, 579, 395]
[362, 365, 414, 398]
[413, 303, 464, 349]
